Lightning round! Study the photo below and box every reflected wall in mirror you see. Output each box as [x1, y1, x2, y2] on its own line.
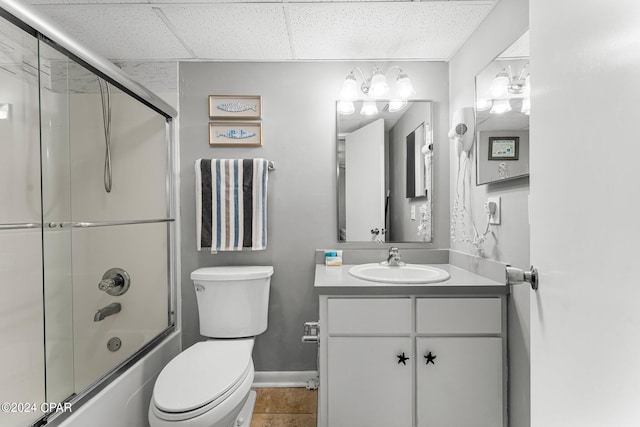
[337, 100, 433, 243]
[475, 30, 530, 185]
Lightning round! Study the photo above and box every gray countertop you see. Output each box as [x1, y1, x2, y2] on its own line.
[314, 263, 509, 295]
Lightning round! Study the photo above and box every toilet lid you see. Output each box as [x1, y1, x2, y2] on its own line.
[191, 266, 274, 281]
[153, 339, 253, 413]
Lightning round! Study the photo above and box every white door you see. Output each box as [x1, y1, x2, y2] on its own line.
[530, 1, 640, 425]
[345, 118, 385, 241]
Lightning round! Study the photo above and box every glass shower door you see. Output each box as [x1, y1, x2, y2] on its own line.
[39, 41, 172, 397]
[39, 42, 75, 405]
[0, 18, 45, 427]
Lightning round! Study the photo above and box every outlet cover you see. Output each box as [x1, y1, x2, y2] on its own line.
[410, 205, 416, 220]
[488, 196, 501, 225]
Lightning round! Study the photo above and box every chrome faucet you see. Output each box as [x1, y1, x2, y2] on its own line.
[94, 302, 121, 322]
[384, 247, 405, 267]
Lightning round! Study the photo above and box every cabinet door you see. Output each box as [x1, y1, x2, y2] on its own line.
[328, 336, 412, 427]
[416, 337, 503, 427]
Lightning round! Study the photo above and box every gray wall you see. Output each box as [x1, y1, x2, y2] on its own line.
[389, 102, 433, 242]
[448, 0, 530, 425]
[179, 61, 449, 371]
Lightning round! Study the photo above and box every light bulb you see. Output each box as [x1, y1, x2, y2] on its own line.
[521, 97, 530, 115]
[489, 70, 510, 99]
[490, 99, 511, 114]
[395, 73, 415, 99]
[388, 99, 407, 112]
[339, 73, 358, 101]
[360, 101, 378, 116]
[337, 101, 355, 115]
[369, 69, 389, 98]
[476, 98, 493, 112]
[0, 104, 9, 120]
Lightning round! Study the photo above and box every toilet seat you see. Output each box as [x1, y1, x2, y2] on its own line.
[151, 339, 253, 422]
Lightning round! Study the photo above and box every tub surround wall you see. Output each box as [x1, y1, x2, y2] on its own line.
[179, 61, 450, 372]
[448, 0, 530, 425]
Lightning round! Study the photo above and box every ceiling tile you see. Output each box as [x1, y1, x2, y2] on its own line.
[287, 2, 494, 60]
[159, 5, 291, 60]
[499, 30, 529, 59]
[32, 5, 193, 60]
[29, 0, 149, 4]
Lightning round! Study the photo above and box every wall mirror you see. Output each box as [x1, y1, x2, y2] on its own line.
[337, 100, 433, 243]
[475, 30, 530, 185]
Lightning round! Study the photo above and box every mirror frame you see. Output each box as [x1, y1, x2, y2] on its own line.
[474, 30, 530, 186]
[335, 99, 435, 244]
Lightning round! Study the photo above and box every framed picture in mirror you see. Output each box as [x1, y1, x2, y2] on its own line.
[488, 136, 519, 160]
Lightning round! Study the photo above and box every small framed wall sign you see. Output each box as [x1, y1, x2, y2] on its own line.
[488, 136, 519, 160]
[209, 122, 262, 146]
[209, 95, 262, 120]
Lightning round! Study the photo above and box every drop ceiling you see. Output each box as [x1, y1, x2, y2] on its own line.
[26, 0, 497, 62]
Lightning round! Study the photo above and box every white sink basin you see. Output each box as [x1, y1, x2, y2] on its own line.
[348, 263, 451, 284]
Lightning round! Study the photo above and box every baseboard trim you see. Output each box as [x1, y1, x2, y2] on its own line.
[253, 371, 318, 388]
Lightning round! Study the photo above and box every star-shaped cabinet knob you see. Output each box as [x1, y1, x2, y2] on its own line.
[397, 352, 410, 365]
[424, 351, 437, 365]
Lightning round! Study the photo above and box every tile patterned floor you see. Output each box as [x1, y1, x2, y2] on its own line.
[250, 388, 317, 427]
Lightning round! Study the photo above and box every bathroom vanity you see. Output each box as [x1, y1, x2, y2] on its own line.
[314, 262, 508, 427]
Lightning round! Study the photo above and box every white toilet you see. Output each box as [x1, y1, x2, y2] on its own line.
[149, 266, 274, 427]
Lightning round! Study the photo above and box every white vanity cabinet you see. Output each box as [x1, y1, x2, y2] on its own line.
[318, 295, 506, 427]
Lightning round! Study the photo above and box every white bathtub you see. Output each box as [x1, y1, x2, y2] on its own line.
[56, 332, 180, 427]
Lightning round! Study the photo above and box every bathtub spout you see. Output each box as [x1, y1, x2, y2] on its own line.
[94, 302, 121, 322]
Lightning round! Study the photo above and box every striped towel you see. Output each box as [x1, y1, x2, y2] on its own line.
[195, 158, 269, 252]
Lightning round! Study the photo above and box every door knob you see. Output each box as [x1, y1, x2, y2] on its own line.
[506, 265, 538, 290]
[424, 351, 436, 365]
[397, 352, 410, 365]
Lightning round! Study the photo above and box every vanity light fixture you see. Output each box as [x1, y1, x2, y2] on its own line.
[487, 63, 529, 115]
[490, 63, 529, 98]
[338, 65, 416, 115]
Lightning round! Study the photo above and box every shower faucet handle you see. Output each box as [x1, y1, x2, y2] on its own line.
[98, 278, 117, 292]
[98, 268, 131, 296]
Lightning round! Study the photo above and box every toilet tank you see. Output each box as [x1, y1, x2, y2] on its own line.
[191, 266, 273, 338]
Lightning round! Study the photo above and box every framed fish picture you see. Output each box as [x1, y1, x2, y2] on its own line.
[209, 95, 262, 120]
[209, 122, 262, 146]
